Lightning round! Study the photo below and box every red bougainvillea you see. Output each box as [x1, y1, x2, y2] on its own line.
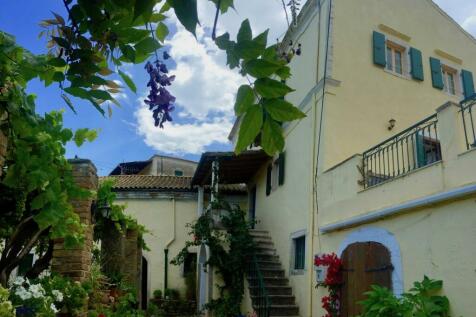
[315, 253, 343, 317]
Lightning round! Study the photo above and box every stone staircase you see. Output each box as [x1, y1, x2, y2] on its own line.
[247, 229, 300, 317]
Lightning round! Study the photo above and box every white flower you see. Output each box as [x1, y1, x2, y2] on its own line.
[15, 286, 32, 300]
[38, 270, 51, 279]
[52, 290, 63, 302]
[50, 303, 59, 313]
[29, 284, 45, 299]
[12, 276, 25, 286]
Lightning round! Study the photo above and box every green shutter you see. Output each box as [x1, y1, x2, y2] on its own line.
[461, 70, 475, 99]
[373, 31, 386, 67]
[416, 134, 427, 168]
[278, 152, 285, 186]
[266, 165, 272, 196]
[430, 57, 444, 89]
[409, 48, 424, 81]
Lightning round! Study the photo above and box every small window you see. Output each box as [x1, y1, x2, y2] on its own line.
[293, 236, 305, 270]
[442, 65, 458, 95]
[174, 169, 183, 176]
[385, 41, 405, 75]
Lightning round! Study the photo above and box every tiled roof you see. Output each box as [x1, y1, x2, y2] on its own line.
[102, 175, 192, 191]
[100, 175, 247, 193]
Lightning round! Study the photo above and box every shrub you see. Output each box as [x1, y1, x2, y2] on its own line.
[359, 276, 450, 317]
[152, 289, 162, 299]
[163, 288, 180, 300]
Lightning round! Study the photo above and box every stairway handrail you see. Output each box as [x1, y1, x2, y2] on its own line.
[248, 253, 270, 317]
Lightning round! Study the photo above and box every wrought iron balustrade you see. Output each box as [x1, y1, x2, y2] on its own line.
[247, 254, 270, 317]
[460, 94, 476, 150]
[362, 114, 441, 188]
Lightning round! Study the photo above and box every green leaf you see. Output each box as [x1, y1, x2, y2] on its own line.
[261, 116, 284, 155]
[61, 94, 77, 114]
[134, 37, 161, 54]
[243, 59, 282, 78]
[74, 128, 98, 147]
[235, 105, 263, 154]
[254, 78, 294, 98]
[253, 30, 269, 47]
[120, 44, 136, 62]
[237, 19, 252, 43]
[156, 22, 169, 42]
[209, 0, 234, 13]
[235, 40, 264, 60]
[263, 99, 306, 122]
[134, 0, 155, 22]
[215, 32, 232, 50]
[234, 85, 255, 115]
[89, 89, 113, 101]
[168, 0, 199, 36]
[119, 70, 137, 93]
[64, 87, 90, 100]
[47, 57, 67, 67]
[275, 66, 291, 80]
[52, 71, 65, 82]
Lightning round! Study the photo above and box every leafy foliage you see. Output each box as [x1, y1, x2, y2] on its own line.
[95, 178, 149, 250]
[214, 19, 305, 155]
[359, 276, 450, 317]
[0, 31, 96, 285]
[172, 201, 255, 317]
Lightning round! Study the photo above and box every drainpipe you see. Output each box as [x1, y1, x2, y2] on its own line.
[164, 196, 176, 292]
[309, 0, 333, 316]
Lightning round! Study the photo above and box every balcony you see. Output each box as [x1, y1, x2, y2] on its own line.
[317, 100, 476, 232]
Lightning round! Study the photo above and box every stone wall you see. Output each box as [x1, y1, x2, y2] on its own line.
[51, 158, 97, 282]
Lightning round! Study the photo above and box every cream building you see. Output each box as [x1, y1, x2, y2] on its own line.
[105, 156, 247, 309]
[205, 0, 476, 316]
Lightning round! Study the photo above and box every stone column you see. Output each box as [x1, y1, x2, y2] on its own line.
[51, 158, 97, 282]
[123, 229, 142, 301]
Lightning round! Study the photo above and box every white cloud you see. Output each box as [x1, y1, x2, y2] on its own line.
[462, 12, 476, 36]
[135, 103, 232, 154]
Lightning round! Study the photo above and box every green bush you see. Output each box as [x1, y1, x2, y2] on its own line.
[152, 289, 162, 299]
[359, 276, 450, 317]
[163, 288, 180, 300]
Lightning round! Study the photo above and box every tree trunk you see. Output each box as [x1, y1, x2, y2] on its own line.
[25, 240, 54, 279]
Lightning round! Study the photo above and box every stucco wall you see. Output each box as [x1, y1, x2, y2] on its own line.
[116, 194, 198, 299]
[315, 198, 476, 317]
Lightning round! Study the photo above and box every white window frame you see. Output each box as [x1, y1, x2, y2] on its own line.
[289, 229, 307, 275]
[382, 35, 411, 80]
[440, 63, 463, 98]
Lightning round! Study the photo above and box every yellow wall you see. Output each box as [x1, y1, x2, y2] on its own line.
[240, 0, 476, 316]
[116, 195, 198, 299]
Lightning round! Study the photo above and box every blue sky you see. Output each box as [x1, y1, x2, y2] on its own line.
[1, 1, 475, 175]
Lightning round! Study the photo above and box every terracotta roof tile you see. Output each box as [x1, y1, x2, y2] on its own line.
[100, 175, 247, 193]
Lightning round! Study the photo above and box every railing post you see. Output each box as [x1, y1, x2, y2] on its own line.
[436, 101, 465, 161]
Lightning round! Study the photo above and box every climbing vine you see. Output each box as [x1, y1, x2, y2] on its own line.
[172, 200, 255, 317]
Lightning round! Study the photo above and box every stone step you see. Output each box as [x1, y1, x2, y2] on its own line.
[249, 286, 293, 296]
[256, 260, 282, 270]
[255, 254, 279, 262]
[255, 248, 277, 256]
[260, 268, 285, 278]
[248, 277, 289, 287]
[268, 305, 299, 316]
[251, 295, 295, 305]
[253, 240, 274, 248]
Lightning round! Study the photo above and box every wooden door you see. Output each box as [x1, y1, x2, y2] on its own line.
[340, 242, 393, 317]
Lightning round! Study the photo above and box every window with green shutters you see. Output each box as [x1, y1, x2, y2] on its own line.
[409, 47, 424, 81]
[373, 31, 386, 67]
[293, 236, 305, 270]
[278, 152, 285, 186]
[266, 165, 272, 196]
[461, 70, 475, 99]
[430, 57, 444, 89]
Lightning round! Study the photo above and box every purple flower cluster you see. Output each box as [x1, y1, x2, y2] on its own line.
[144, 52, 176, 128]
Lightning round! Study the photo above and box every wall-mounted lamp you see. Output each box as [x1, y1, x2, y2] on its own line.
[388, 118, 396, 131]
[91, 200, 112, 224]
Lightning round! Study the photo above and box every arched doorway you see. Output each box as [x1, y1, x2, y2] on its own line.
[141, 256, 148, 310]
[340, 242, 393, 317]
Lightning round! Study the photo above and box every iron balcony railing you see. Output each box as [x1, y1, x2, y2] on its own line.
[247, 254, 270, 317]
[362, 114, 441, 188]
[460, 94, 476, 150]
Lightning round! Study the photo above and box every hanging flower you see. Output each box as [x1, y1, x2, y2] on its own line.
[144, 56, 176, 128]
[315, 253, 343, 317]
